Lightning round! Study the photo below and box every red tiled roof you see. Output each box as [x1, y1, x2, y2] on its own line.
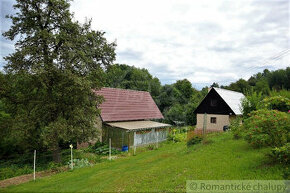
[94, 88, 164, 122]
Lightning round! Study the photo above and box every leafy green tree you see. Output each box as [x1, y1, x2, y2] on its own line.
[210, 82, 219, 88]
[173, 79, 195, 104]
[268, 68, 289, 90]
[3, 0, 116, 162]
[184, 90, 207, 125]
[105, 64, 161, 99]
[254, 79, 270, 95]
[226, 79, 250, 93]
[164, 104, 186, 124]
[241, 92, 263, 118]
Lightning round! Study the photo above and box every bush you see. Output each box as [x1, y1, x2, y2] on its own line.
[187, 126, 195, 131]
[0, 165, 32, 180]
[167, 132, 186, 142]
[269, 143, 289, 165]
[241, 92, 263, 118]
[229, 117, 243, 139]
[243, 110, 290, 148]
[259, 96, 290, 112]
[47, 162, 62, 171]
[187, 136, 203, 146]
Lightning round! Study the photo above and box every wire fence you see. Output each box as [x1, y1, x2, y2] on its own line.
[0, 147, 86, 181]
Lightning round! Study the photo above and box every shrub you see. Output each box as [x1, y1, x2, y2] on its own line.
[243, 110, 290, 148]
[229, 117, 243, 139]
[47, 162, 62, 171]
[187, 136, 203, 146]
[259, 96, 290, 112]
[0, 165, 32, 180]
[187, 126, 195, 131]
[241, 92, 263, 118]
[168, 132, 186, 142]
[269, 143, 289, 165]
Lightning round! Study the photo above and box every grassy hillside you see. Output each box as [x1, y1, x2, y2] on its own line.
[1, 133, 284, 192]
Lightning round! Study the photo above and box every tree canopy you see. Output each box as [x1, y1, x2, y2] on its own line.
[1, 0, 116, 161]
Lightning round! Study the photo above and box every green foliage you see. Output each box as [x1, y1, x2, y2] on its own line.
[164, 104, 186, 124]
[104, 64, 161, 99]
[2, 0, 116, 161]
[259, 96, 290, 112]
[241, 92, 264, 118]
[243, 110, 290, 148]
[222, 68, 290, 94]
[147, 144, 157, 150]
[167, 131, 186, 142]
[222, 78, 250, 93]
[270, 90, 290, 99]
[0, 165, 32, 180]
[173, 79, 195, 104]
[230, 117, 243, 139]
[187, 136, 203, 146]
[68, 159, 92, 169]
[269, 143, 289, 165]
[85, 142, 120, 155]
[268, 68, 290, 90]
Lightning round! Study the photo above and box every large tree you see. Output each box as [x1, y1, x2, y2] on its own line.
[2, 0, 116, 161]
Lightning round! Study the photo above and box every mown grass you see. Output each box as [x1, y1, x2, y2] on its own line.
[1, 132, 284, 192]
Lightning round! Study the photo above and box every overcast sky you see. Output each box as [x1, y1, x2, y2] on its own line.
[1, 0, 289, 89]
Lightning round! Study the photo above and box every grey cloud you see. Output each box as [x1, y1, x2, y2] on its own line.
[209, 41, 238, 52]
[245, 0, 289, 31]
[117, 49, 143, 61]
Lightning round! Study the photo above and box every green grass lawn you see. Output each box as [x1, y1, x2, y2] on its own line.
[1, 132, 284, 192]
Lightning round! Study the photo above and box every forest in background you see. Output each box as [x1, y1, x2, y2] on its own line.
[87, 64, 290, 125]
[0, 0, 289, 163]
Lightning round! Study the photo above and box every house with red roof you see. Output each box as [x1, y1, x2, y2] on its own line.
[93, 87, 171, 149]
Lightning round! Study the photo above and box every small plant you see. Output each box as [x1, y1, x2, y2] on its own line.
[187, 126, 195, 131]
[47, 162, 62, 172]
[147, 144, 156, 150]
[68, 158, 92, 169]
[187, 136, 203, 146]
[95, 145, 120, 155]
[269, 143, 289, 165]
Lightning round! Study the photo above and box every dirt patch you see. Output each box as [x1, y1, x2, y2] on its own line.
[0, 167, 68, 188]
